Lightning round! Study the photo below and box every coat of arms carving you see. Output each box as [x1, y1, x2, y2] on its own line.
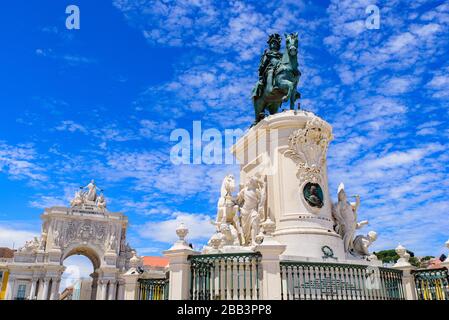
[284, 117, 333, 183]
[79, 223, 94, 241]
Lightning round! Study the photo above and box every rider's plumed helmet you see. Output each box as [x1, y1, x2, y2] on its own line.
[267, 33, 282, 47]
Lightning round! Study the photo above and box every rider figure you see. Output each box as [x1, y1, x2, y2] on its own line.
[256, 33, 283, 97]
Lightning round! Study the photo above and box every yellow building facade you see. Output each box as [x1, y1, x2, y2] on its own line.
[0, 269, 9, 300]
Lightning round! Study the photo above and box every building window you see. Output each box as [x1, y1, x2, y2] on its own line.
[16, 284, 27, 300]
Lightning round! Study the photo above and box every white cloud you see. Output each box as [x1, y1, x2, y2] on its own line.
[115, 0, 305, 61]
[137, 211, 216, 244]
[35, 48, 51, 57]
[55, 120, 87, 134]
[428, 75, 449, 88]
[386, 32, 416, 54]
[363, 143, 444, 170]
[0, 226, 38, 249]
[35, 49, 95, 65]
[381, 76, 417, 95]
[426, 68, 449, 98]
[142, 59, 255, 127]
[101, 148, 237, 201]
[0, 142, 46, 181]
[134, 247, 163, 255]
[416, 121, 442, 136]
[139, 119, 177, 141]
[29, 195, 67, 209]
[54, 120, 143, 143]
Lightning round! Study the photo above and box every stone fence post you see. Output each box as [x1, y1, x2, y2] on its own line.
[255, 219, 286, 300]
[122, 251, 143, 300]
[163, 223, 198, 300]
[122, 274, 140, 300]
[392, 244, 417, 300]
[442, 240, 449, 269]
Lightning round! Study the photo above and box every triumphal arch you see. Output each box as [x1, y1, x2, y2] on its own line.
[5, 180, 135, 300]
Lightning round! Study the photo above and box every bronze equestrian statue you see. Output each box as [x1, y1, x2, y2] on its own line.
[252, 33, 301, 126]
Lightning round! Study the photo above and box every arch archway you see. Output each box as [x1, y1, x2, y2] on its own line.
[62, 245, 102, 271]
[61, 247, 99, 300]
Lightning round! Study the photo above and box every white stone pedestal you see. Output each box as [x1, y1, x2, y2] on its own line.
[232, 110, 345, 260]
[122, 273, 140, 300]
[255, 220, 286, 300]
[392, 264, 417, 300]
[163, 239, 199, 300]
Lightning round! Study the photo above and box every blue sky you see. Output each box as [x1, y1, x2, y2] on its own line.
[0, 0, 448, 269]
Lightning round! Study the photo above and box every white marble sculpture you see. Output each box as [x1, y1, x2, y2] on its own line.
[39, 232, 47, 250]
[215, 174, 243, 243]
[53, 229, 60, 247]
[97, 193, 107, 210]
[84, 179, 98, 202]
[107, 232, 117, 252]
[218, 223, 240, 246]
[394, 244, 411, 267]
[70, 180, 107, 210]
[332, 183, 368, 254]
[19, 236, 40, 253]
[237, 174, 266, 246]
[352, 231, 377, 257]
[70, 190, 84, 207]
[204, 175, 244, 253]
[126, 250, 143, 273]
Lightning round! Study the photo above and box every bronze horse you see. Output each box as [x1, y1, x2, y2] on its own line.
[252, 33, 301, 125]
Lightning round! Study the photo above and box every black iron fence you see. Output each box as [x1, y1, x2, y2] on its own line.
[138, 278, 169, 300]
[188, 252, 262, 300]
[413, 267, 449, 300]
[280, 261, 404, 300]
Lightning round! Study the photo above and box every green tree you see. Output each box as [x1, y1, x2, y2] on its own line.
[421, 255, 435, 261]
[374, 249, 420, 267]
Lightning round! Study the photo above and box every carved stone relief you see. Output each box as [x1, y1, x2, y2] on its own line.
[284, 117, 333, 184]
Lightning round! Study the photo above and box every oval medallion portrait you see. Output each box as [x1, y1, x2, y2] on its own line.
[303, 182, 324, 208]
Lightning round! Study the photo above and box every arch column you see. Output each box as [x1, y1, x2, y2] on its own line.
[29, 278, 38, 300]
[107, 280, 117, 300]
[41, 277, 51, 300]
[50, 278, 61, 300]
[116, 280, 125, 300]
[36, 279, 44, 300]
[90, 272, 98, 300]
[96, 279, 108, 300]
